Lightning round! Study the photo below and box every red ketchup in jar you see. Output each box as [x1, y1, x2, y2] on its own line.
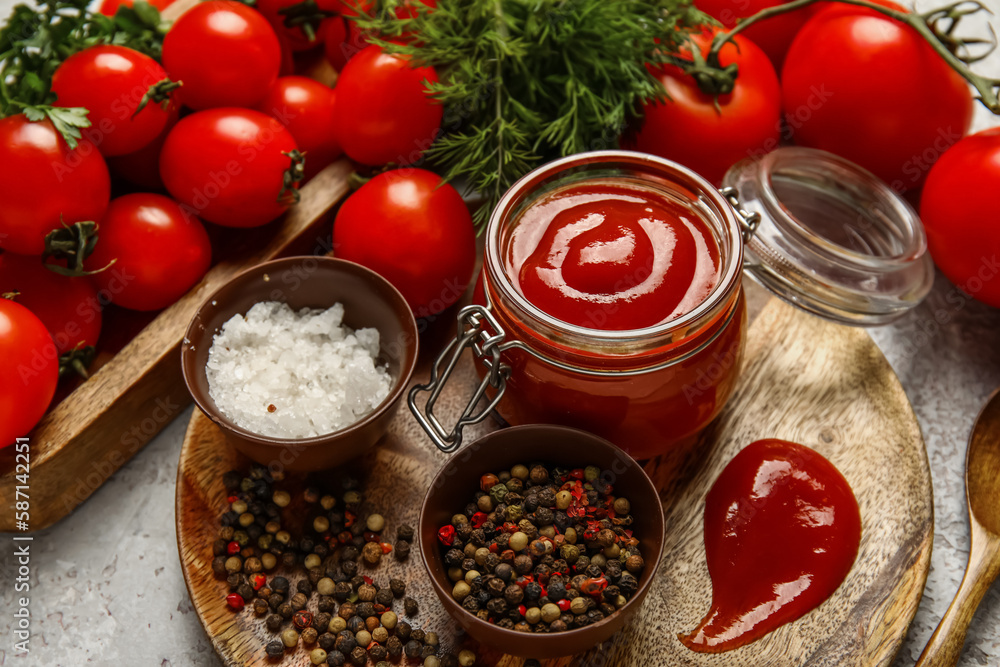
[412, 152, 748, 459]
[510, 182, 721, 330]
[680, 439, 862, 652]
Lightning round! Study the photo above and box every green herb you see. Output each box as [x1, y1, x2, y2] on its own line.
[359, 0, 711, 227]
[0, 0, 168, 147]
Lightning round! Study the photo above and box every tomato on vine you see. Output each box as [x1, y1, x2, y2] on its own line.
[781, 0, 973, 190]
[0, 116, 111, 256]
[50, 45, 179, 157]
[162, 0, 282, 110]
[920, 128, 1000, 309]
[0, 253, 102, 355]
[629, 30, 781, 185]
[159, 108, 302, 228]
[333, 169, 475, 317]
[84, 194, 212, 311]
[258, 76, 341, 180]
[332, 45, 442, 166]
[694, 0, 814, 70]
[0, 298, 59, 448]
[256, 0, 338, 52]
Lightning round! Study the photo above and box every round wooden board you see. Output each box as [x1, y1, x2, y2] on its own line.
[176, 297, 932, 667]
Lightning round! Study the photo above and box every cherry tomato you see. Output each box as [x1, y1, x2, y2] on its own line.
[257, 0, 336, 51]
[258, 76, 340, 180]
[333, 169, 475, 317]
[322, 0, 372, 71]
[630, 30, 781, 185]
[159, 108, 301, 228]
[99, 0, 175, 16]
[694, 0, 814, 70]
[0, 253, 102, 354]
[162, 0, 282, 110]
[781, 1, 973, 190]
[332, 46, 442, 166]
[0, 116, 111, 256]
[920, 128, 1000, 309]
[51, 45, 178, 157]
[0, 299, 59, 448]
[107, 112, 177, 191]
[84, 194, 212, 311]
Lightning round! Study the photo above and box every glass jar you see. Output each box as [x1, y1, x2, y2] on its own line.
[410, 149, 933, 458]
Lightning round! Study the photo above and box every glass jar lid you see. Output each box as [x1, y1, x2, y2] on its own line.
[723, 147, 934, 325]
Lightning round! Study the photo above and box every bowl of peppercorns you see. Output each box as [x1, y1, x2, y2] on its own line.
[419, 424, 665, 659]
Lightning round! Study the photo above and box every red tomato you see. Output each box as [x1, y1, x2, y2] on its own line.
[258, 76, 340, 180]
[333, 169, 475, 317]
[51, 45, 178, 157]
[107, 113, 177, 191]
[322, 0, 372, 70]
[920, 128, 1000, 309]
[84, 194, 212, 311]
[162, 1, 282, 110]
[694, 0, 814, 70]
[0, 116, 111, 256]
[0, 254, 102, 354]
[630, 30, 781, 185]
[99, 0, 175, 16]
[256, 0, 338, 51]
[782, 1, 973, 190]
[332, 46, 442, 166]
[0, 299, 59, 448]
[159, 108, 301, 228]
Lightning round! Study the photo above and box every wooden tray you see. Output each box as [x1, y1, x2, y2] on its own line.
[176, 298, 933, 666]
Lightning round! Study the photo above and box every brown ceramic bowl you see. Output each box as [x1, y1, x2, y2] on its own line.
[419, 424, 665, 659]
[181, 256, 418, 472]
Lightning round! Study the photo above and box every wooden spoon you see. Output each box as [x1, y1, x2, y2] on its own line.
[916, 388, 1000, 667]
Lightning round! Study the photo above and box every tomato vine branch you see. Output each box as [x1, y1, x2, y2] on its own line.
[699, 0, 1000, 114]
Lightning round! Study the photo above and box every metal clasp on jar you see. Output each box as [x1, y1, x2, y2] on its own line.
[407, 304, 511, 453]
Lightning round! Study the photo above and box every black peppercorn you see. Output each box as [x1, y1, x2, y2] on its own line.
[396, 621, 411, 641]
[271, 576, 290, 594]
[397, 524, 415, 541]
[278, 603, 294, 619]
[237, 583, 256, 602]
[335, 632, 357, 654]
[265, 640, 284, 658]
[326, 649, 346, 666]
[291, 592, 309, 611]
[375, 588, 393, 607]
[318, 633, 336, 651]
[212, 556, 228, 577]
[618, 572, 638, 597]
[253, 598, 269, 616]
[403, 640, 422, 658]
[369, 644, 388, 661]
[266, 614, 283, 632]
[356, 602, 375, 618]
[318, 596, 336, 614]
[345, 616, 364, 634]
[409, 628, 424, 643]
[386, 636, 403, 658]
[349, 646, 367, 666]
[403, 597, 418, 616]
[342, 560, 358, 577]
[268, 593, 284, 610]
[421, 645, 437, 659]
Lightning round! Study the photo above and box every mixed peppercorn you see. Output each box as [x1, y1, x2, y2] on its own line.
[212, 464, 466, 666]
[438, 463, 645, 633]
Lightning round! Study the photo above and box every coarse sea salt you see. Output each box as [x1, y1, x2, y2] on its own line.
[206, 301, 392, 439]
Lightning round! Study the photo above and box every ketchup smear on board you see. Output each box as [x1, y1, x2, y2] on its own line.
[680, 439, 862, 653]
[508, 181, 720, 330]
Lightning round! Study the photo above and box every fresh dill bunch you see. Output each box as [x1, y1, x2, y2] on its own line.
[358, 0, 711, 227]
